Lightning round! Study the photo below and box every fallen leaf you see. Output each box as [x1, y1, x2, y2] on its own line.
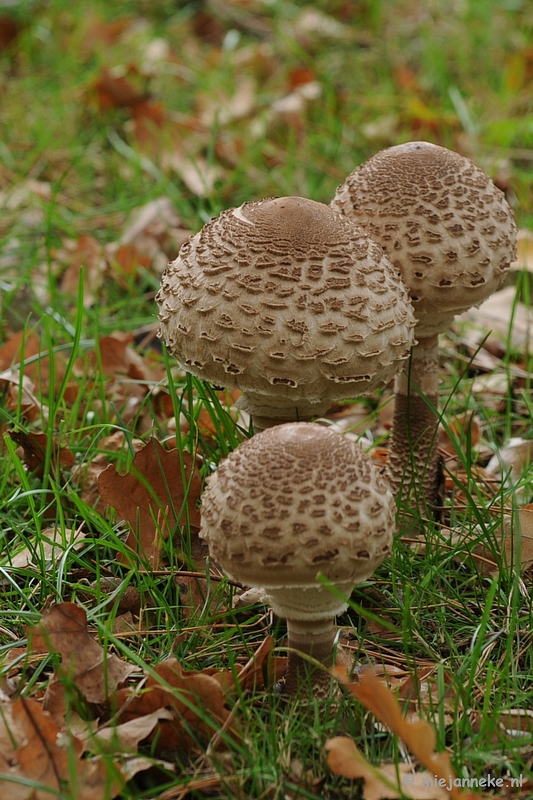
[79, 16, 134, 60]
[471, 707, 533, 739]
[0, 369, 42, 420]
[459, 286, 533, 351]
[9, 430, 75, 480]
[326, 736, 449, 800]
[162, 152, 222, 197]
[29, 602, 136, 708]
[199, 78, 256, 127]
[0, 15, 22, 53]
[59, 234, 107, 307]
[439, 412, 480, 459]
[333, 667, 481, 800]
[88, 708, 174, 752]
[92, 66, 148, 111]
[454, 506, 533, 577]
[176, 574, 226, 620]
[397, 666, 459, 728]
[0, 696, 125, 800]
[97, 438, 203, 568]
[485, 437, 533, 484]
[0, 331, 41, 372]
[236, 635, 287, 691]
[93, 331, 147, 380]
[114, 196, 189, 260]
[7, 525, 87, 569]
[115, 658, 234, 754]
[289, 8, 352, 48]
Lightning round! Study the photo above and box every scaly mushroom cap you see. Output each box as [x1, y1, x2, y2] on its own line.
[332, 142, 517, 338]
[200, 422, 395, 621]
[156, 196, 416, 419]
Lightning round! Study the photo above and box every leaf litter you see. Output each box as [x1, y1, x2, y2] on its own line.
[1, 3, 533, 797]
[0, 600, 283, 799]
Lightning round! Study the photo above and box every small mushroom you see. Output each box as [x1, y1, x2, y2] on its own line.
[156, 196, 416, 431]
[332, 142, 517, 514]
[199, 422, 395, 698]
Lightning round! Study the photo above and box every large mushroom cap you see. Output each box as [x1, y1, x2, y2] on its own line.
[200, 422, 394, 618]
[156, 196, 416, 419]
[332, 142, 517, 338]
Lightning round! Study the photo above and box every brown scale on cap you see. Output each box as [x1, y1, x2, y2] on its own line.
[156, 196, 416, 429]
[200, 422, 395, 698]
[332, 142, 517, 518]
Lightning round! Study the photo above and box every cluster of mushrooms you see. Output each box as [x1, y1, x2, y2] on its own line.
[156, 142, 517, 698]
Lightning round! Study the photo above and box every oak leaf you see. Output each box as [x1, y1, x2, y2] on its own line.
[29, 602, 136, 708]
[97, 438, 203, 568]
[115, 658, 234, 754]
[326, 736, 449, 800]
[0, 696, 125, 800]
[331, 667, 481, 800]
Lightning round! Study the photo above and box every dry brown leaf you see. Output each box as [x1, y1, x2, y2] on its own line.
[333, 667, 481, 800]
[9, 430, 75, 478]
[113, 196, 189, 269]
[59, 234, 107, 307]
[0, 697, 125, 800]
[326, 737, 449, 800]
[0, 15, 22, 53]
[455, 506, 533, 577]
[289, 8, 351, 47]
[93, 331, 147, 380]
[79, 15, 134, 59]
[71, 431, 145, 514]
[115, 657, 234, 754]
[88, 708, 174, 752]
[459, 286, 533, 350]
[199, 78, 256, 126]
[471, 707, 533, 739]
[131, 98, 169, 153]
[0, 369, 42, 420]
[91, 66, 148, 111]
[0, 331, 41, 372]
[97, 438, 203, 568]
[397, 667, 458, 728]
[112, 242, 152, 277]
[438, 413, 480, 459]
[470, 373, 509, 412]
[236, 635, 287, 692]
[29, 602, 136, 708]
[485, 437, 533, 483]
[8, 525, 87, 569]
[194, 389, 241, 439]
[162, 152, 222, 197]
[176, 574, 226, 620]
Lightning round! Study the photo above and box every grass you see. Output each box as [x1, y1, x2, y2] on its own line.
[1, 0, 533, 797]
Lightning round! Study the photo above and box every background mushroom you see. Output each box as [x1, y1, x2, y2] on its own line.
[156, 196, 416, 432]
[331, 142, 517, 516]
[199, 422, 395, 698]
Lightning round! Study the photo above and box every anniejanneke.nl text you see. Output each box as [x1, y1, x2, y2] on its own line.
[420, 774, 523, 791]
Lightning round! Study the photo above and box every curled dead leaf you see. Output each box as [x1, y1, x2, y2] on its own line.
[332, 667, 481, 800]
[326, 736, 449, 800]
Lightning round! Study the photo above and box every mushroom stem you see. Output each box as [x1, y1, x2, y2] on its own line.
[385, 335, 441, 517]
[284, 618, 337, 698]
[250, 413, 314, 433]
[236, 391, 330, 434]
